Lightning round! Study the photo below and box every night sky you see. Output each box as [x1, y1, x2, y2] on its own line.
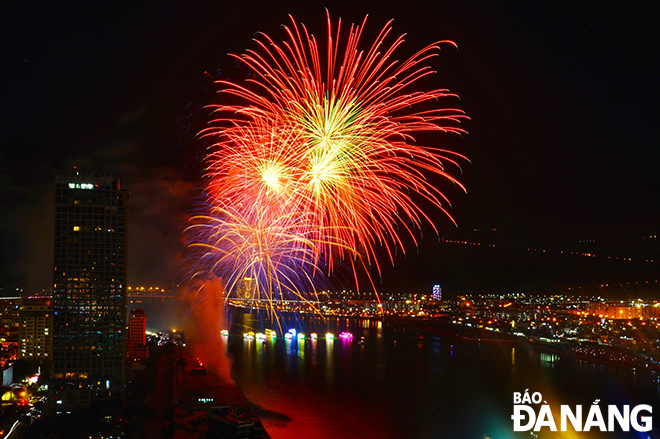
[2, 1, 659, 297]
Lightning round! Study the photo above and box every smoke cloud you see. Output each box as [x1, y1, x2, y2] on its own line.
[180, 275, 233, 384]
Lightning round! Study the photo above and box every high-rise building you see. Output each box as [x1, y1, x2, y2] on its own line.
[127, 308, 148, 361]
[432, 285, 442, 301]
[18, 299, 53, 361]
[50, 171, 128, 410]
[235, 277, 256, 300]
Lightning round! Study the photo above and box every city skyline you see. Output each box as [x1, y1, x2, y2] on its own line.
[1, 4, 659, 437]
[1, 2, 659, 297]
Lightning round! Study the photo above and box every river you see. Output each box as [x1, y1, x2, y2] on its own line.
[226, 310, 660, 439]
[132, 298, 660, 438]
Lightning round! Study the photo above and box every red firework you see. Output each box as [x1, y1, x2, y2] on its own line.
[200, 12, 468, 287]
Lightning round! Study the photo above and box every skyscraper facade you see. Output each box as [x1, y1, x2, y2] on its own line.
[127, 308, 148, 361]
[235, 277, 256, 300]
[18, 299, 53, 361]
[51, 171, 128, 410]
[432, 285, 442, 301]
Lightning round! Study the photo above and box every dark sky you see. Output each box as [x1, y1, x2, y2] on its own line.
[2, 1, 659, 296]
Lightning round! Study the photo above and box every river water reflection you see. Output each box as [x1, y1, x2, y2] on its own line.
[130, 297, 659, 439]
[223, 310, 659, 439]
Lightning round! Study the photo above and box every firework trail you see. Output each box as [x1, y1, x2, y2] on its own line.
[191, 11, 467, 306]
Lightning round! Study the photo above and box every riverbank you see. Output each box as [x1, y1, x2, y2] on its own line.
[388, 316, 658, 373]
[171, 347, 270, 439]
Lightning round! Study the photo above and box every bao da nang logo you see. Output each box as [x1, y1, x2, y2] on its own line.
[512, 390, 653, 432]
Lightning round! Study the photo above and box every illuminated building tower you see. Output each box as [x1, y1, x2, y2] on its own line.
[235, 277, 256, 300]
[432, 285, 442, 301]
[127, 308, 148, 361]
[18, 299, 53, 361]
[51, 171, 128, 410]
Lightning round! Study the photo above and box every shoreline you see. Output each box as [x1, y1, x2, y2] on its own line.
[385, 316, 656, 373]
[169, 347, 271, 439]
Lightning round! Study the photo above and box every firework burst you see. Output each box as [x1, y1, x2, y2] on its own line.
[189, 203, 318, 308]
[192, 12, 467, 305]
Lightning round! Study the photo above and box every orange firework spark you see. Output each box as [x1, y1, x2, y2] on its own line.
[198, 12, 467, 294]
